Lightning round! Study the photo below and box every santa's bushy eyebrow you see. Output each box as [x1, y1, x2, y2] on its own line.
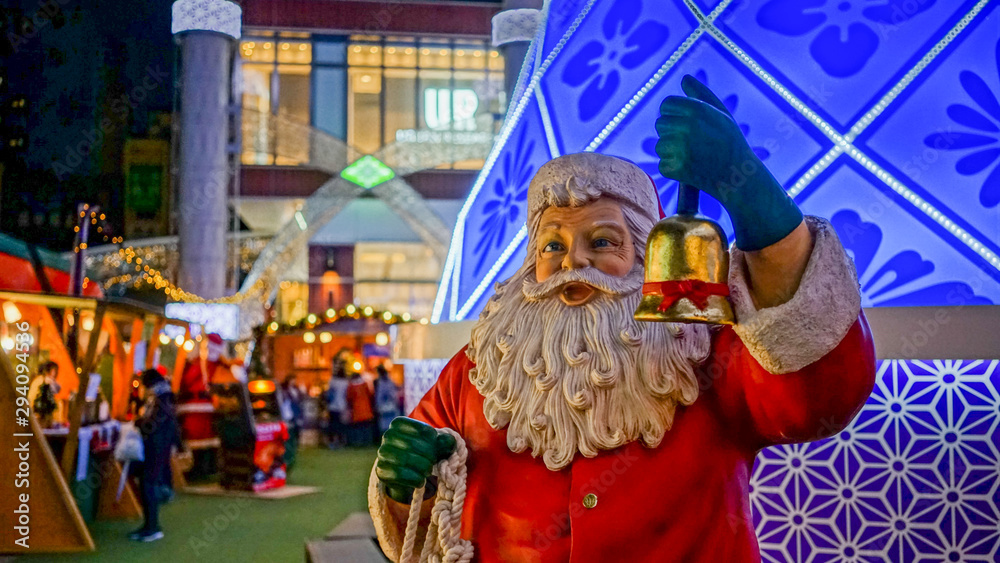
[588, 221, 627, 232]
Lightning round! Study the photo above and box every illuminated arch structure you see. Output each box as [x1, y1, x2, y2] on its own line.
[234, 110, 496, 334]
[429, 0, 1000, 560]
[89, 108, 494, 332]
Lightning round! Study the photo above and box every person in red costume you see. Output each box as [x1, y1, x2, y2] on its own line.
[369, 76, 876, 562]
[177, 333, 230, 447]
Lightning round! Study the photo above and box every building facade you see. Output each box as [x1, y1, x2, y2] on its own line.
[237, 0, 507, 322]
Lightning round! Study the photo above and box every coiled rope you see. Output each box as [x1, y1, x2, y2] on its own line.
[399, 428, 473, 563]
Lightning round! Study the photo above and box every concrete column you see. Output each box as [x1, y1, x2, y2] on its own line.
[493, 0, 543, 101]
[171, 0, 241, 299]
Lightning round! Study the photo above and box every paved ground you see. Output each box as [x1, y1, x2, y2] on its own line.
[31, 447, 378, 563]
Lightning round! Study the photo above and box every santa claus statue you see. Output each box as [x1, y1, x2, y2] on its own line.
[369, 76, 876, 561]
[177, 333, 232, 447]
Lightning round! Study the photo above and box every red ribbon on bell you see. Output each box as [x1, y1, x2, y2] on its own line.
[642, 280, 731, 312]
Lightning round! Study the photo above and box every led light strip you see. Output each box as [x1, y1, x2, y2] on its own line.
[450, 239, 462, 320]
[704, 29, 850, 149]
[453, 0, 597, 227]
[456, 226, 528, 320]
[433, 13, 543, 323]
[536, 88, 562, 158]
[840, 142, 1000, 271]
[699, 6, 1000, 274]
[431, 234, 459, 322]
[585, 0, 736, 152]
[435, 0, 598, 321]
[787, 146, 843, 198]
[845, 0, 993, 142]
[532, 0, 550, 70]
[585, 29, 704, 152]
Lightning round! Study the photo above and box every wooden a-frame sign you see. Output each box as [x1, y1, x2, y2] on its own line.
[0, 345, 94, 553]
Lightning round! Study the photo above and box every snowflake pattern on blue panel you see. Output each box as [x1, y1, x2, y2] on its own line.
[437, 0, 1000, 321]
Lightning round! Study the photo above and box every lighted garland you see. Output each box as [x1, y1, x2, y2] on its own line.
[102, 246, 269, 305]
[264, 303, 428, 336]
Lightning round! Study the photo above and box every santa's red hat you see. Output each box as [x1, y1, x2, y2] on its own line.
[206, 333, 226, 359]
[527, 152, 664, 229]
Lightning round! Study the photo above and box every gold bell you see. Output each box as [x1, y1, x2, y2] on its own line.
[634, 185, 735, 325]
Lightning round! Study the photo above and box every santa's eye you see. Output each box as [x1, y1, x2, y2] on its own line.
[592, 238, 611, 248]
[542, 241, 564, 253]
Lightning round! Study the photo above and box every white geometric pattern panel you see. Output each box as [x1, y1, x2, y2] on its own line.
[400, 358, 451, 414]
[751, 360, 1000, 562]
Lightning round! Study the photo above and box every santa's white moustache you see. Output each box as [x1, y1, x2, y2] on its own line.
[468, 263, 711, 471]
[521, 264, 643, 301]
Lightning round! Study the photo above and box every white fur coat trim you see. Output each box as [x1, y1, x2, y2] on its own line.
[728, 216, 862, 375]
[368, 463, 406, 562]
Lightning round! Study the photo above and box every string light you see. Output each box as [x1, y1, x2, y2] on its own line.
[262, 304, 417, 336]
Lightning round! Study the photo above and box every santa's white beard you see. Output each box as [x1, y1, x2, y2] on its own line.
[467, 263, 712, 471]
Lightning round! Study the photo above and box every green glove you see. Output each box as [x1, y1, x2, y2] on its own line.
[655, 74, 803, 251]
[375, 417, 457, 504]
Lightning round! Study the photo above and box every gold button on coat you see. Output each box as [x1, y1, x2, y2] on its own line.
[582, 493, 598, 509]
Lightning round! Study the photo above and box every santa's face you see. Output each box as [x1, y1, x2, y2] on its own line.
[470, 199, 711, 470]
[534, 198, 636, 306]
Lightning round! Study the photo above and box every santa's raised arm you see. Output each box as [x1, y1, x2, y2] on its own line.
[369, 75, 876, 562]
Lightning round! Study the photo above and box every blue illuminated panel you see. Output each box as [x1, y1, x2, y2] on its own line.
[435, 0, 1000, 322]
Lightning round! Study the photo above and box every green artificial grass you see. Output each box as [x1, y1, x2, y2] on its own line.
[31, 447, 377, 563]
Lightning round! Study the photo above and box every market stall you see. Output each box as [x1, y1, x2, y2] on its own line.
[0, 289, 197, 554]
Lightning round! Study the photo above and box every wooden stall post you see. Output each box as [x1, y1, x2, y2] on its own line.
[0, 342, 94, 553]
[60, 304, 105, 480]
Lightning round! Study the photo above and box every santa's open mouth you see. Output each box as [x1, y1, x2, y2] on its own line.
[560, 282, 597, 306]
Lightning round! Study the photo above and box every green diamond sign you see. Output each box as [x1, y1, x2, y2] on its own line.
[341, 155, 395, 189]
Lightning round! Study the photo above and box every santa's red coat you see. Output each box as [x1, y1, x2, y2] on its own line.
[405, 316, 876, 562]
[177, 359, 227, 441]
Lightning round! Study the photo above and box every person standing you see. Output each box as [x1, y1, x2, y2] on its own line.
[373, 365, 401, 438]
[346, 368, 375, 447]
[28, 361, 61, 428]
[280, 374, 305, 468]
[324, 362, 350, 449]
[130, 368, 181, 542]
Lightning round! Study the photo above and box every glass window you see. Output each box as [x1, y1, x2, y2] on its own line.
[276, 65, 311, 165]
[314, 68, 347, 139]
[353, 242, 441, 319]
[348, 67, 383, 154]
[241, 40, 275, 63]
[348, 43, 383, 67]
[454, 40, 486, 70]
[241, 33, 505, 169]
[418, 42, 452, 69]
[241, 62, 274, 164]
[383, 44, 417, 68]
[384, 68, 417, 144]
[488, 49, 504, 71]
[277, 41, 312, 64]
[417, 69, 452, 131]
[240, 34, 312, 166]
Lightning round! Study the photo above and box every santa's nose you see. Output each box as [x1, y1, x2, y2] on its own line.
[562, 244, 592, 270]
